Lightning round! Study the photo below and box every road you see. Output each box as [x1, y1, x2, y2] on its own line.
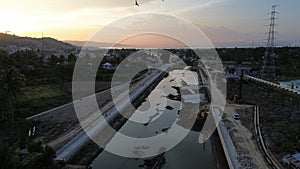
[55, 66, 168, 162]
[222, 104, 270, 169]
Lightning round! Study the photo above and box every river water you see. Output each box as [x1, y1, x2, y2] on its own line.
[92, 70, 215, 169]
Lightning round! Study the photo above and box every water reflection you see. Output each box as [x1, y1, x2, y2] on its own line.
[92, 69, 214, 169]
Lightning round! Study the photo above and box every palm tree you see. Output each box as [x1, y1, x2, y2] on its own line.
[0, 141, 20, 169]
[0, 50, 25, 132]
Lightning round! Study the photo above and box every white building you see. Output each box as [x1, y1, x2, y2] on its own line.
[279, 80, 300, 91]
[101, 62, 114, 70]
[282, 153, 300, 169]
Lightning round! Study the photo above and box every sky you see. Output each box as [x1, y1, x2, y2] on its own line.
[1, 0, 300, 46]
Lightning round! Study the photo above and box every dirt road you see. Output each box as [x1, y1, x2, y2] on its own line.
[223, 104, 270, 169]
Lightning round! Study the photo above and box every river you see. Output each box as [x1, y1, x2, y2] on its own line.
[92, 69, 215, 169]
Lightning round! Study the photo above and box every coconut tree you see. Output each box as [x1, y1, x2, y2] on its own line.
[0, 50, 25, 132]
[0, 141, 20, 169]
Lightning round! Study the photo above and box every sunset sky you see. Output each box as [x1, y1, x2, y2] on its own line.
[1, 0, 300, 45]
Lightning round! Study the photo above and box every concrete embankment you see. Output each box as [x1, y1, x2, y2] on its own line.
[58, 69, 169, 164]
[196, 67, 232, 169]
[210, 130, 230, 169]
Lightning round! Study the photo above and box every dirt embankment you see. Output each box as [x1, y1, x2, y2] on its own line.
[223, 104, 270, 169]
[227, 79, 300, 165]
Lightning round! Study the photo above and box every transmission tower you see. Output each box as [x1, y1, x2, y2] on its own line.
[261, 5, 278, 79]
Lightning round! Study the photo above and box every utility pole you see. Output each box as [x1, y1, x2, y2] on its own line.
[261, 5, 278, 80]
[41, 32, 44, 51]
[238, 70, 244, 103]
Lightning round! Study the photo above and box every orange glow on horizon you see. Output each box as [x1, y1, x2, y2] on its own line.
[116, 33, 188, 48]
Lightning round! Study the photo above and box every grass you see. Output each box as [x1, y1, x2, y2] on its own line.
[0, 116, 32, 144]
[15, 81, 112, 118]
[16, 84, 71, 118]
[240, 81, 300, 155]
[20, 85, 67, 101]
[0, 80, 111, 140]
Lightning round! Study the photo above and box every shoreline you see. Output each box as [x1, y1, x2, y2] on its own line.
[65, 72, 167, 168]
[66, 69, 229, 168]
[210, 130, 230, 169]
[67, 128, 229, 169]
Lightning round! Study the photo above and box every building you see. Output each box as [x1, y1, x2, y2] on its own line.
[104, 53, 114, 59]
[282, 153, 300, 169]
[225, 65, 235, 74]
[226, 74, 240, 79]
[101, 62, 114, 70]
[236, 67, 251, 76]
[279, 80, 300, 91]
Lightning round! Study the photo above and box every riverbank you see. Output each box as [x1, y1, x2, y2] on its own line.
[65, 68, 225, 168]
[210, 130, 230, 169]
[65, 71, 168, 167]
[66, 121, 228, 169]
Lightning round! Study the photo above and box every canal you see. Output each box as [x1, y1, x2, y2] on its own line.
[92, 69, 215, 169]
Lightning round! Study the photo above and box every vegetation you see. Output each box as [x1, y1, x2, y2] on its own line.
[228, 77, 300, 158]
[0, 47, 139, 168]
[20, 141, 57, 169]
[0, 50, 25, 132]
[217, 47, 300, 78]
[0, 49, 75, 168]
[0, 142, 19, 169]
[0, 46, 298, 124]
[0, 33, 74, 50]
[0, 46, 299, 168]
[0, 140, 59, 169]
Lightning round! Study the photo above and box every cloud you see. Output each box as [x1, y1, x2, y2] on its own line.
[1, 0, 157, 17]
[196, 25, 250, 42]
[171, 0, 222, 14]
[172, 0, 225, 14]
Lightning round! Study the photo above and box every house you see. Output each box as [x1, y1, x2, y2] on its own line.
[290, 80, 300, 90]
[101, 62, 114, 70]
[226, 74, 240, 79]
[282, 153, 300, 169]
[225, 65, 235, 74]
[236, 67, 251, 76]
[104, 53, 114, 59]
[279, 80, 300, 91]
[279, 82, 292, 88]
[222, 61, 237, 66]
[249, 68, 260, 77]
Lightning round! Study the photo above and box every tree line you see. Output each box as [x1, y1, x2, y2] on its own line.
[217, 47, 300, 77]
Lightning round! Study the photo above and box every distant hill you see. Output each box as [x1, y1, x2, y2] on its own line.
[65, 40, 129, 48]
[0, 33, 75, 50]
[213, 40, 300, 48]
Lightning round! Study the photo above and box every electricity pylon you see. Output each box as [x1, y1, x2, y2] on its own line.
[261, 5, 278, 80]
